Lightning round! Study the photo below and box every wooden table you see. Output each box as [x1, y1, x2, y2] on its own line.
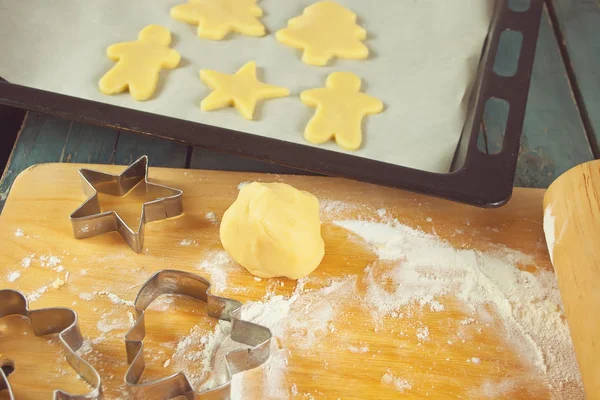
[0, 0, 598, 211]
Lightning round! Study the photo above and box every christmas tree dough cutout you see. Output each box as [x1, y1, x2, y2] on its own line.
[276, 1, 369, 66]
[99, 25, 180, 101]
[301, 72, 383, 151]
[199, 61, 289, 120]
[171, 0, 266, 40]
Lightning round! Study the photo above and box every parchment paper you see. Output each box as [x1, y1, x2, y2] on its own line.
[0, 0, 493, 173]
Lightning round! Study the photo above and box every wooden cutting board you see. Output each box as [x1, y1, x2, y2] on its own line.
[0, 163, 579, 399]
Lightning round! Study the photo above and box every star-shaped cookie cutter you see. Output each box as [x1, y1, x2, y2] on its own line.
[69, 156, 183, 253]
[124, 270, 272, 399]
[0, 290, 103, 399]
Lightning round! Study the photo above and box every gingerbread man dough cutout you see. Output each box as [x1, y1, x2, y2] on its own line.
[276, 1, 368, 66]
[99, 25, 181, 101]
[301, 72, 383, 151]
[171, 0, 266, 40]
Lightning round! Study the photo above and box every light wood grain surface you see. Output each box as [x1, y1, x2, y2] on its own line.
[0, 163, 578, 399]
[544, 160, 600, 399]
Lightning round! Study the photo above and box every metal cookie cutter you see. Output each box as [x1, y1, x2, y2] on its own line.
[125, 270, 272, 400]
[0, 290, 102, 399]
[70, 155, 183, 253]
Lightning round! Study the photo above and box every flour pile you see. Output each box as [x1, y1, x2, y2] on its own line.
[170, 276, 356, 399]
[335, 218, 582, 397]
[163, 211, 582, 398]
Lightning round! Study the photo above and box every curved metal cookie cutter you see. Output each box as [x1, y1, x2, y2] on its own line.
[70, 155, 183, 253]
[0, 290, 102, 399]
[125, 270, 272, 400]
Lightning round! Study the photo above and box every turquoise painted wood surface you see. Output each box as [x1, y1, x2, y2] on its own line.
[61, 122, 118, 164]
[0, 114, 191, 211]
[483, 6, 594, 188]
[1, 114, 73, 207]
[114, 132, 189, 168]
[549, 0, 600, 154]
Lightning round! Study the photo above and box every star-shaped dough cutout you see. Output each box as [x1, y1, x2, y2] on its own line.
[170, 0, 266, 40]
[69, 156, 183, 253]
[199, 61, 290, 120]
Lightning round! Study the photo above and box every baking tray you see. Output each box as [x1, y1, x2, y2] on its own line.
[0, 0, 543, 207]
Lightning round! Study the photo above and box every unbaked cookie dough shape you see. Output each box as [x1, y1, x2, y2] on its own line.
[276, 1, 369, 66]
[199, 61, 290, 120]
[99, 25, 181, 101]
[301, 72, 383, 151]
[220, 182, 325, 280]
[170, 0, 266, 40]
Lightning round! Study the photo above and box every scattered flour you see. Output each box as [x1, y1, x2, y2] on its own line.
[196, 250, 237, 293]
[468, 357, 481, 365]
[14, 228, 24, 237]
[334, 219, 583, 397]
[205, 212, 218, 224]
[429, 300, 444, 312]
[476, 379, 517, 398]
[7, 271, 21, 282]
[381, 369, 412, 392]
[21, 255, 34, 268]
[39, 255, 63, 271]
[79, 292, 94, 301]
[96, 310, 135, 333]
[179, 239, 197, 246]
[94, 291, 135, 307]
[237, 181, 251, 190]
[170, 276, 354, 398]
[27, 285, 49, 303]
[319, 199, 355, 219]
[148, 294, 175, 312]
[78, 291, 134, 307]
[416, 325, 430, 342]
[348, 344, 369, 353]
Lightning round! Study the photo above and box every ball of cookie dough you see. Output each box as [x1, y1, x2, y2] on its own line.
[220, 182, 325, 279]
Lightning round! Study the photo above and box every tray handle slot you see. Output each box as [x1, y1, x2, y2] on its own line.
[447, 0, 544, 206]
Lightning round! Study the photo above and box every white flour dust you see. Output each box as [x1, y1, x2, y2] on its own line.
[179, 239, 197, 246]
[21, 255, 34, 268]
[168, 276, 355, 399]
[348, 343, 369, 353]
[195, 250, 239, 293]
[416, 325, 430, 342]
[381, 369, 412, 393]
[6, 271, 20, 282]
[205, 212, 218, 224]
[79, 291, 134, 307]
[97, 310, 135, 333]
[334, 218, 583, 397]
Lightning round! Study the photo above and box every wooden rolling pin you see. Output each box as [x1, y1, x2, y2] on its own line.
[543, 160, 600, 399]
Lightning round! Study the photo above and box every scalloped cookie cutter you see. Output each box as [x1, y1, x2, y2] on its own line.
[0, 290, 103, 399]
[70, 155, 184, 253]
[125, 270, 272, 399]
